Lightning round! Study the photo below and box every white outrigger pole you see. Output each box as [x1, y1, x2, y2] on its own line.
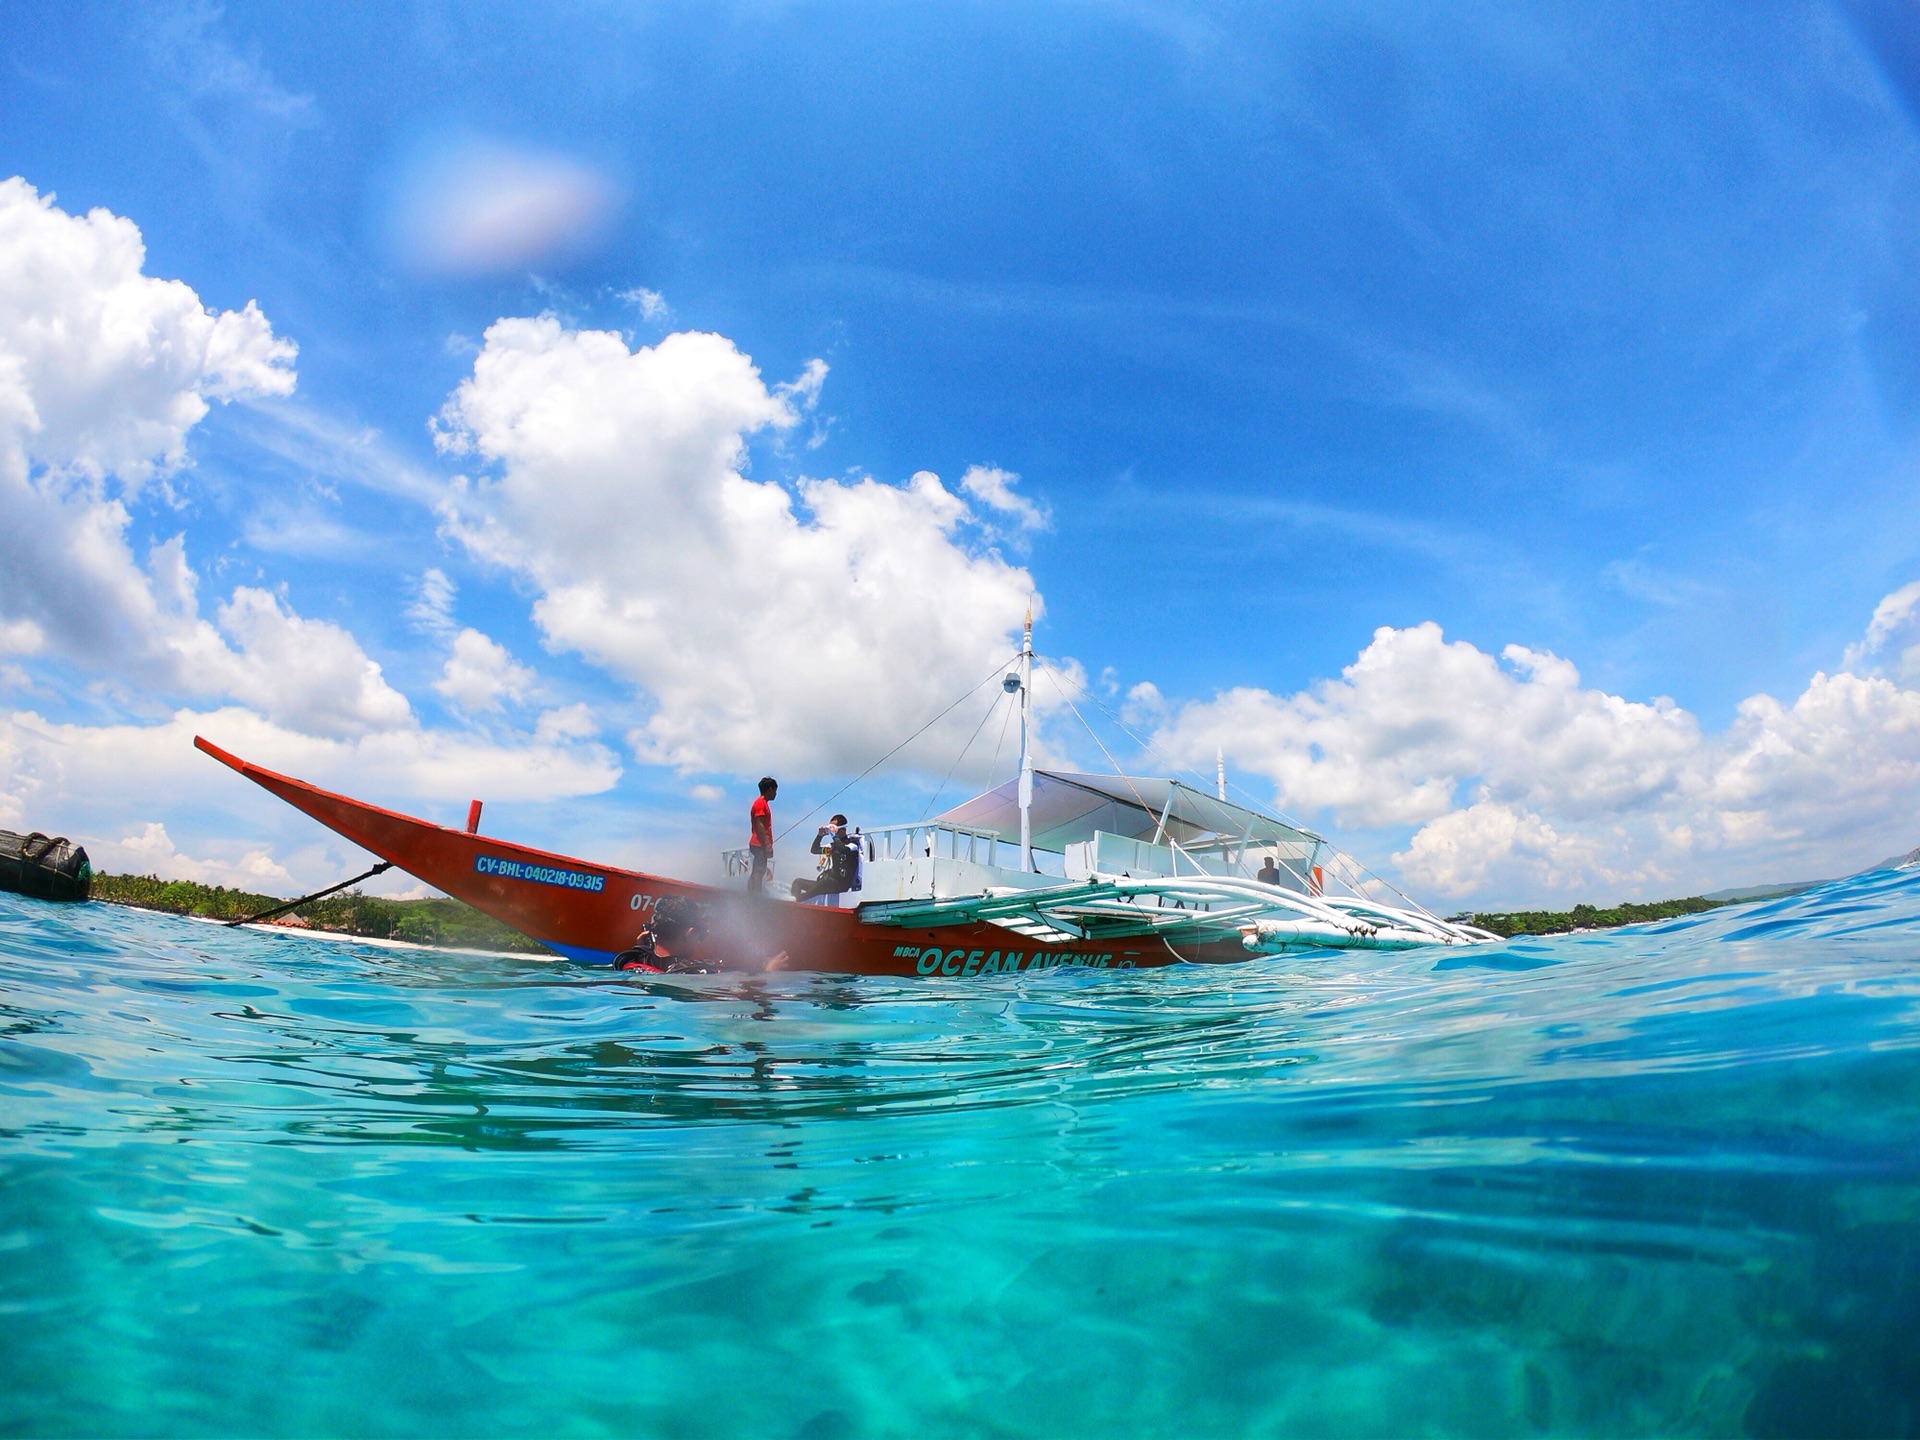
[1017, 609, 1035, 872]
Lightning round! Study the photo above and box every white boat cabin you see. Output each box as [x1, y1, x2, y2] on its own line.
[732, 769, 1326, 909]
[713, 616, 1493, 953]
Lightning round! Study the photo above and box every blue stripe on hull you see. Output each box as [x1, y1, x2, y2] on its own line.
[541, 940, 621, 966]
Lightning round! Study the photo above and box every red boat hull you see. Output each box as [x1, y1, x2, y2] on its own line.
[195, 737, 1219, 974]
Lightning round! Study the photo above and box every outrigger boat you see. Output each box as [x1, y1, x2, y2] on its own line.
[194, 624, 1495, 975]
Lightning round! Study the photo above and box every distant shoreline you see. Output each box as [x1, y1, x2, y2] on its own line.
[84, 865, 1900, 953]
[174, 911, 548, 960]
[89, 873, 555, 956]
[1462, 854, 1916, 937]
[1458, 896, 1728, 939]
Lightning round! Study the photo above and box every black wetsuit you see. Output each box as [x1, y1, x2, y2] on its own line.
[613, 897, 722, 972]
[613, 938, 719, 974]
[792, 829, 860, 901]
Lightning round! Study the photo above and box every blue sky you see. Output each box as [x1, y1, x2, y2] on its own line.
[3, 1, 1919, 905]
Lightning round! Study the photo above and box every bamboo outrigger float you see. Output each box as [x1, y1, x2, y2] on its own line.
[195, 621, 1494, 975]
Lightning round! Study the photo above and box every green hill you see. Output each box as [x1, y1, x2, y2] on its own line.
[1462, 896, 1727, 938]
[90, 873, 553, 955]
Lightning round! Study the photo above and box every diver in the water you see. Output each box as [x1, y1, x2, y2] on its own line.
[613, 896, 710, 972]
[613, 895, 787, 973]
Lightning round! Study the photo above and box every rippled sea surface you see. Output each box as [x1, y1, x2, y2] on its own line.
[3, 870, 1919, 1438]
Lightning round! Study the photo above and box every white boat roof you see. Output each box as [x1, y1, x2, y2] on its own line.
[935, 770, 1321, 854]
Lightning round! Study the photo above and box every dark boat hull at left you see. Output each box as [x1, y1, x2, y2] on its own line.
[0, 830, 92, 903]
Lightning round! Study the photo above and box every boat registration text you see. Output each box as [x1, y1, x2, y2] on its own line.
[474, 856, 607, 893]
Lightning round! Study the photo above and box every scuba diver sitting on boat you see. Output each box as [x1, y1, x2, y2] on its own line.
[1256, 855, 1282, 885]
[791, 815, 860, 902]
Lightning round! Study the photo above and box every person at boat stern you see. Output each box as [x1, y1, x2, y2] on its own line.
[614, 895, 789, 974]
[791, 815, 860, 902]
[614, 896, 702, 972]
[747, 776, 777, 895]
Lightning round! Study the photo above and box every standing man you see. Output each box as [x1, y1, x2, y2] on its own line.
[747, 776, 778, 896]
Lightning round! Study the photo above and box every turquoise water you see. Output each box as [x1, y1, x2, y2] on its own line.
[3, 872, 1918, 1438]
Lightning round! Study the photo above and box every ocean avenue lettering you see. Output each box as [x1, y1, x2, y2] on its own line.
[474, 855, 606, 893]
[893, 944, 1134, 975]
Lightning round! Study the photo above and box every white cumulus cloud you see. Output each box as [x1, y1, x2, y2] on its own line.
[408, 567, 459, 639]
[1390, 802, 1612, 899]
[214, 586, 413, 738]
[1155, 622, 1701, 831]
[0, 619, 45, 657]
[1152, 596, 1920, 902]
[99, 820, 294, 889]
[1842, 579, 1920, 681]
[2, 706, 621, 861]
[959, 463, 1049, 530]
[618, 287, 670, 322]
[0, 178, 420, 740]
[0, 180, 627, 886]
[0, 177, 296, 487]
[434, 316, 1040, 775]
[435, 627, 537, 713]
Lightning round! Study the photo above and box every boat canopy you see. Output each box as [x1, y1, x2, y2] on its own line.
[935, 770, 1320, 859]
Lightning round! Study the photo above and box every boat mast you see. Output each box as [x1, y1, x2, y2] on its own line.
[1018, 609, 1034, 872]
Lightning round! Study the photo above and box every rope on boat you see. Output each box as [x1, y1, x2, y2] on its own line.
[225, 861, 394, 928]
[984, 682, 1018, 791]
[919, 685, 1012, 820]
[1032, 661, 1159, 820]
[775, 650, 1023, 844]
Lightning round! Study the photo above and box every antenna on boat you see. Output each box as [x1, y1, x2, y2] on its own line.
[1216, 747, 1227, 801]
[1017, 607, 1035, 871]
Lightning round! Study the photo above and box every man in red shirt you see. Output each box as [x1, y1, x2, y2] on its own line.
[747, 776, 777, 895]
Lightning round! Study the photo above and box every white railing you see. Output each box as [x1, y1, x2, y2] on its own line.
[722, 821, 1013, 886]
[859, 821, 1009, 867]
